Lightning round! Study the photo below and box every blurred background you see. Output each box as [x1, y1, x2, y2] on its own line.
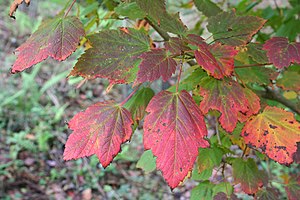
[0, 0, 299, 199]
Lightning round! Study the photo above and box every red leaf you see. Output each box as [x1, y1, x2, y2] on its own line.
[232, 158, 266, 194]
[238, 88, 260, 122]
[136, 49, 177, 84]
[144, 90, 209, 189]
[263, 37, 300, 69]
[242, 106, 300, 165]
[63, 102, 133, 168]
[188, 34, 238, 79]
[199, 77, 250, 132]
[12, 15, 84, 73]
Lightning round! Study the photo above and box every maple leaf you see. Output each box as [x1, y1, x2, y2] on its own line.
[207, 11, 266, 46]
[63, 102, 133, 168]
[135, 49, 177, 84]
[187, 34, 238, 79]
[198, 77, 250, 132]
[232, 158, 266, 194]
[70, 28, 150, 84]
[9, 0, 30, 18]
[144, 90, 209, 189]
[263, 37, 300, 69]
[242, 106, 300, 165]
[11, 15, 84, 73]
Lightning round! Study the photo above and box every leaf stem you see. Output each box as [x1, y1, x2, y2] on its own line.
[176, 58, 184, 93]
[119, 84, 141, 106]
[64, 0, 76, 18]
[235, 63, 272, 68]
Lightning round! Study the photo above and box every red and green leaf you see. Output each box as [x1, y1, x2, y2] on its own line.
[63, 102, 133, 168]
[136, 49, 177, 84]
[188, 34, 238, 79]
[198, 77, 251, 132]
[12, 15, 84, 73]
[232, 158, 266, 194]
[207, 11, 266, 46]
[237, 88, 260, 122]
[144, 90, 209, 188]
[70, 28, 150, 84]
[242, 106, 300, 165]
[263, 37, 300, 69]
[165, 37, 190, 55]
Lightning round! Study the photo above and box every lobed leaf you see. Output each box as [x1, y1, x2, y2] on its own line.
[198, 77, 252, 132]
[235, 66, 277, 85]
[188, 34, 238, 79]
[242, 106, 300, 165]
[12, 15, 85, 73]
[207, 11, 266, 46]
[232, 158, 266, 194]
[144, 90, 209, 188]
[191, 181, 233, 200]
[63, 102, 133, 168]
[136, 49, 177, 84]
[276, 66, 300, 91]
[263, 37, 300, 69]
[70, 28, 150, 84]
[165, 37, 190, 55]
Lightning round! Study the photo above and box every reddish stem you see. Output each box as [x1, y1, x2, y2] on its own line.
[176, 62, 183, 93]
[64, 0, 76, 18]
[119, 84, 141, 106]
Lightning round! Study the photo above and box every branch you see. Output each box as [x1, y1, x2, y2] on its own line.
[255, 86, 300, 115]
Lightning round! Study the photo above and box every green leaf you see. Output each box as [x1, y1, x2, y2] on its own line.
[70, 28, 150, 84]
[232, 158, 266, 194]
[191, 181, 233, 200]
[136, 0, 187, 35]
[235, 66, 277, 85]
[207, 11, 266, 46]
[194, 0, 222, 17]
[246, 43, 269, 64]
[195, 145, 224, 180]
[136, 150, 156, 174]
[114, 2, 145, 20]
[124, 87, 155, 123]
[276, 65, 300, 91]
[256, 187, 279, 200]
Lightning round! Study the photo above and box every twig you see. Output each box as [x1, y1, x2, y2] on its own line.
[64, 0, 76, 18]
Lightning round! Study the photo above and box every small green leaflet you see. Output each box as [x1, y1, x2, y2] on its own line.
[136, 150, 156, 174]
[191, 181, 233, 200]
[193, 0, 222, 17]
